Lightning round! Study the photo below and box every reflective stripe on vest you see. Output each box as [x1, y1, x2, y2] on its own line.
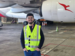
[25, 44, 38, 48]
[25, 25, 27, 39]
[25, 38, 40, 41]
[30, 46, 38, 48]
[37, 25, 39, 40]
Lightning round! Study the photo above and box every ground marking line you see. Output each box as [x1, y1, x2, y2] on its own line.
[43, 37, 70, 56]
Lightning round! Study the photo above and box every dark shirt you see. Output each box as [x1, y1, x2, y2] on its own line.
[20, 24, 44, 49]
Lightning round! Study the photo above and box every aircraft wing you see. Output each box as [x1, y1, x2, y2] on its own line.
[10, 4, 38, 13]
[0, 1, 42, 20]
[6, 11, 43, 20]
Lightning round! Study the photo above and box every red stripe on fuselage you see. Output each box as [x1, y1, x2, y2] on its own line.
[0, 13, 5, 17]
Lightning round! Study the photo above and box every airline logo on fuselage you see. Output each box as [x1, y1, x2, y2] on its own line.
[58, 2, 73, 13]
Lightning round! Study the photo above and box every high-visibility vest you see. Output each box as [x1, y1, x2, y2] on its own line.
[23, 24, 41, 51]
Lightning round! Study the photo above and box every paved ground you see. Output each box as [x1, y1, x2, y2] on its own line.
[0, 23, 75, 56]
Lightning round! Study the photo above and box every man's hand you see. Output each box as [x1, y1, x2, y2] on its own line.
[23, 48, 28, 52]
[35, 48, 40, 51]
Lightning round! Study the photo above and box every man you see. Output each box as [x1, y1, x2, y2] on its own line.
[20, 13, 44, 56]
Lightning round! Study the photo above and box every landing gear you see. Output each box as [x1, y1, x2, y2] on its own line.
[46, 20, 54, 25]
[37, 19, 44, 26]
[38, 19, 54, 26]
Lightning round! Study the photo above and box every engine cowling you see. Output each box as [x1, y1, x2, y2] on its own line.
[41, 0, 75, 22]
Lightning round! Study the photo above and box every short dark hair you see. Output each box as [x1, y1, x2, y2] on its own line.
[26, 13, 34, 18]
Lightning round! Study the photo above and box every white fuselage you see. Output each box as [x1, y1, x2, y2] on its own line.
[0, 0, 75, 22]
[42, 0, 75, 22]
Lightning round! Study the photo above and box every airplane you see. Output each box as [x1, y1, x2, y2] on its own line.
[0, 0, 75, 27]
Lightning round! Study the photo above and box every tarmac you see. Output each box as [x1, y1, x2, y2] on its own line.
[0, 23, 75, 56]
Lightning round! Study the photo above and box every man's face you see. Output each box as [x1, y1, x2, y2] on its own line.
[26, 16, 34, 24]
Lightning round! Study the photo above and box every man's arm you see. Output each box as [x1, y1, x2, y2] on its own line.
[20, 28, 25, 49]
[38, 28, 45, 49]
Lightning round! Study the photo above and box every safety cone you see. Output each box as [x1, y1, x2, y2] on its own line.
[56, 26, 58, 32]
